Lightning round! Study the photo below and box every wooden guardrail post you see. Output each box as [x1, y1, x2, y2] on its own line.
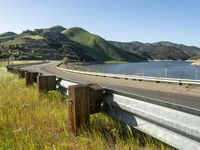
[25, 72, 33, 86]
[68, 85, 90, 134]
[38, 75, 56, 93]
[32, 72, 39, 83]
[68, 84, 103, 134]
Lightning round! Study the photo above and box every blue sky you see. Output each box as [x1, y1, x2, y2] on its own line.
[0, 0, 199, 46]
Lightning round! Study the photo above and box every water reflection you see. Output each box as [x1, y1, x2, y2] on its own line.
[65, 61, 200, 80]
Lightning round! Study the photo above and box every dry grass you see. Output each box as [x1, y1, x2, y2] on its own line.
[0, 62, 174, 150]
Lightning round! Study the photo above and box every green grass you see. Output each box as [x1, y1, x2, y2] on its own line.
[0, 62, 174, 149]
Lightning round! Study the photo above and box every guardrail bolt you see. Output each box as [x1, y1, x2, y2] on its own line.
[25, 72, 33, 86]
[38, 75, 56, 93]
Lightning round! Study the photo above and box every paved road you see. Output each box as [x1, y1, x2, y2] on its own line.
[22, 61, 200, 110]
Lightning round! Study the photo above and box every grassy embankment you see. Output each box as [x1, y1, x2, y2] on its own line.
[0, 61, 174, 149]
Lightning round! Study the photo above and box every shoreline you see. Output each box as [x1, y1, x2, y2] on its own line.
[97, 59, 195, 65]
[191, 59, 200, 66]
[63, 59, 196, 66]
[59, 60, 200, 80]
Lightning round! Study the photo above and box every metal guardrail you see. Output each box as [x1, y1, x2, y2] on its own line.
[8, 63, 200, 150]
[57, 79, 200, 150]
[57, 67, 200, 85]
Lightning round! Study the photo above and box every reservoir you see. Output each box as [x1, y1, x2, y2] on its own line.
[69, 61, 200, 80]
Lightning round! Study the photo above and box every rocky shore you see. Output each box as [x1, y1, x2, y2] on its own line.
[192, 59, 200, 66]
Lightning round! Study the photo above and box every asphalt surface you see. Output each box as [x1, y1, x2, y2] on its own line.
[22, 61, 200, 110]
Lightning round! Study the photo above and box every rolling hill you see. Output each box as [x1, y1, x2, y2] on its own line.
[110, 41, 200, 60]
[0, 32, 17, 43]
[62, 27, 145, 62]
[1, 25, 199, 62]
[34, 25, 66, 34]
[0, 27, 95, 61]
[0, 26, 144, 62]
[0, 32, 17, 38]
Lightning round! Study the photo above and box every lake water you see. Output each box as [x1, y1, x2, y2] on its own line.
[77, 61, 200, 80]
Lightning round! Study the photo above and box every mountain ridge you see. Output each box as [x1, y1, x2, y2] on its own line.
[0, 26, 144, 62]
[110, 41, 200, 60]
[62, 27, 145, 62]
[0, 25, 199, 62]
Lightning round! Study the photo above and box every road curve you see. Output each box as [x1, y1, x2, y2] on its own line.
[22, 61, 200, 110]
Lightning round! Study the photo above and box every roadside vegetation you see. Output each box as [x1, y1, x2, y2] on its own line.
[0, 61, 174, 149]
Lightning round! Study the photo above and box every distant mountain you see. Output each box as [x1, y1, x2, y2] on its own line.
[110, 41, 200, 60]
[153, 41, 200, 57]
[62, 27, 144, 62]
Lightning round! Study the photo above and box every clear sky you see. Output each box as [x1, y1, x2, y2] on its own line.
[0, 0, 199, 47]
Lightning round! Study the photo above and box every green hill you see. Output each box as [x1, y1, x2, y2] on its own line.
[62, 27, 144, 62]
[0, 26, 144, 62]
[2, 25, 198, 62]
[0, 32, 17, 43]
[0, 32, 17, 38]
[0, 28, 96, 61]
[35, 25, 66, 33]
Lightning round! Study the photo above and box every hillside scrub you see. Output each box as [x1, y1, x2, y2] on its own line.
[0, 62, 174, 149]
